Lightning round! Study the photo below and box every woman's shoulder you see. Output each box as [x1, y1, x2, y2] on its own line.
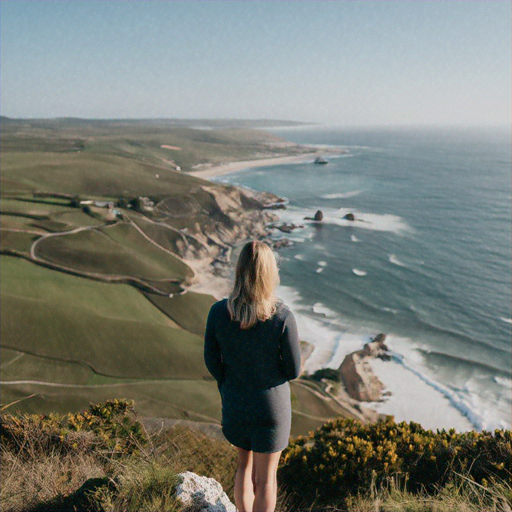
[210, 298, 228, 312]
[207, 299, 230, 326]
[274, 299, 293, 320]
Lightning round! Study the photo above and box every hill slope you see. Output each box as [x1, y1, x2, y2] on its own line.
[1, 118, 369, 435]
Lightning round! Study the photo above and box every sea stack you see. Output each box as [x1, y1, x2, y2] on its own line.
[338, 334, 390, 402]
[304, 209, 324, 222]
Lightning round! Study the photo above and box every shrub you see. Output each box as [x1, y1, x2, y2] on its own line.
[279, 418, 511, 508]
[0, 399, 147, 459]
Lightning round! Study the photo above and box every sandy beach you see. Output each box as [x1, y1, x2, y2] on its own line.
[189, 148, 345, 180]
[186, 147, 346, 299]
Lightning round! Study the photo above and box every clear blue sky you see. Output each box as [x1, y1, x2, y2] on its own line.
[1, 0, 510, 126]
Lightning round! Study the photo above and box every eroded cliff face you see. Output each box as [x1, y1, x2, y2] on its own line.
[338, 334, 390, 402]
[151, 183, 281, 279]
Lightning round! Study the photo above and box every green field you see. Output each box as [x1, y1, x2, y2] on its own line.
[143, 291, 217, 336]
[0, 118, 358, 436]
[35, 224, 194, 282]
[1, 257, 205, 378]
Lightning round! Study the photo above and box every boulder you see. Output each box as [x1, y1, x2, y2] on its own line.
[304, 210, 323, 222]
[344, 213, 355, 221]
[175, 471, 236, 512]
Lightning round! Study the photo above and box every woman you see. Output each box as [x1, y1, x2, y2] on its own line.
[204, 240, 301, 512]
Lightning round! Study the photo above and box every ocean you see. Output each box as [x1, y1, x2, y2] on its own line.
[214, 126, 511, 432]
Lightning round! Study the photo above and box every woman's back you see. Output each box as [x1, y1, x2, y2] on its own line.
[203, 240, 301, 512]
[205, 298, 301, 390]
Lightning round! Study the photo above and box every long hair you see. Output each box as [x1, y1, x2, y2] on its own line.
[227, 240, 280, 330]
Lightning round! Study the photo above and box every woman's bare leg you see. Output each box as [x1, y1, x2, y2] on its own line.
[235, 447, 255, 512]
[251, 450, 282, 512]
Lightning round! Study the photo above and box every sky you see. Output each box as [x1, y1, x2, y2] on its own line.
[1, 0, 510, 126]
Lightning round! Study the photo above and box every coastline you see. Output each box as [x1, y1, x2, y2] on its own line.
[187, 144, 486, 433]
[182, 146, 489, 432]
[184, 151, 389, 427]
[188, 147, 345, 180]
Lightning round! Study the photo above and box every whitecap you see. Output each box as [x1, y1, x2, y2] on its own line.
[369, 356, 479, 431]
[494, 376, 512, 389]
[382, 307, 399, 314]
[499, 317, 512, 325]
[294, 254, 306, 261]
[276, 285, 367, 372]
[277, 285, 511, 430]
[275, 205, 412, 236]
[316, 267, 324, 273]
[328, 209, 412, 235]
[389, 254, 406, 267]
[352, 269, 367, 276]
[318, 261, 327, 267]
[350, 235, 360, 242]
[321, 190, 363, 199]
[312, 302, 338, 318]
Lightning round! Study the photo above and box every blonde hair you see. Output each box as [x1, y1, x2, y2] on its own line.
[227, 240, 280, 329]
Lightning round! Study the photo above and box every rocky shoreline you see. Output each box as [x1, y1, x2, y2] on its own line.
[172, 175, 391, 427]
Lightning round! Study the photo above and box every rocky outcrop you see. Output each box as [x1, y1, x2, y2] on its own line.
[274, 222, 304, 233]
[338, 334, 390, 402]
[304, 210, 323, 221]
[151, 184, 280, 280]
[269, 238, 293, 249]
[176, 471, 236, 512]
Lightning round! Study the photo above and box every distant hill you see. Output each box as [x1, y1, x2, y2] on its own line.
[0, 116, 311, 130]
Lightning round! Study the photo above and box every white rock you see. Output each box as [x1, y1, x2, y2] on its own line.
[176, 471, 236, 512]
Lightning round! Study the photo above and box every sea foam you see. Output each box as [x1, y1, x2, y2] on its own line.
[277, 205, 412, 235]
[369, 336, 511, 431]
[277, 285, 369, 372]
[389, 254, 406, 267]
[321, 190, 363, 199]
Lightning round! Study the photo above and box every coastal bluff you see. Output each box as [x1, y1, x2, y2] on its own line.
[339, 333, 390, 402]
[1, 117, 372, 440]
[303, 334, 391, 423]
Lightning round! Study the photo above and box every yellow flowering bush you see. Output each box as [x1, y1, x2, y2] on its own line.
[279, 418, 511, 507]
[0, 399, 147, 459]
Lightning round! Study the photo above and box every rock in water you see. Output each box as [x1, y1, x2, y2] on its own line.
[344, 213, 355, 221]
[176, 471, 236, 512]
[314, 210, 324, 221]
[304, 209, 323, 222]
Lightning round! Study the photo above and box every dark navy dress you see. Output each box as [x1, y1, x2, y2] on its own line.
[204, 299, 301, 453]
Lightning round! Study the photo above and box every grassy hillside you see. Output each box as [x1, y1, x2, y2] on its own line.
[0, 118, 365, 437]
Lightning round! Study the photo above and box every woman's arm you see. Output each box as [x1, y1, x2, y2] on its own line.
[279, 311, 302, 381]
[204, 305, 225, 384]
